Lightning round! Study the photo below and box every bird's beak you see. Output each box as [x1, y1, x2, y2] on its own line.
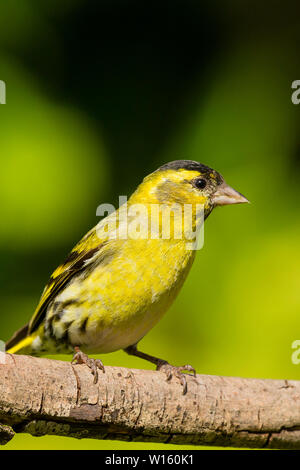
[212, 182, 250, 206]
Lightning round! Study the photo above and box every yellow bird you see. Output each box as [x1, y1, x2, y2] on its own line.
[6, 160, 248, 393]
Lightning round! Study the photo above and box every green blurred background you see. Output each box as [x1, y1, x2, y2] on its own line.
[1, 0, 300, 450]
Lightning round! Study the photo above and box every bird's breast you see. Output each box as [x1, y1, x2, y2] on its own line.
[49, 238, 196, 353]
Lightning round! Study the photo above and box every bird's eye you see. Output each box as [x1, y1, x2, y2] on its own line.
[194, 178, 207, 189]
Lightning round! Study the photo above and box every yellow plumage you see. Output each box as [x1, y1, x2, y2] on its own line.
[6, 160, 248, 392]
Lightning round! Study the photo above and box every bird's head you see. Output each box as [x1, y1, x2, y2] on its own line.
[131, 160, 249, 219]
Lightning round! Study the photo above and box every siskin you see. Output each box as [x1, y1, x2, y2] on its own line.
[6, 160, 248, 393]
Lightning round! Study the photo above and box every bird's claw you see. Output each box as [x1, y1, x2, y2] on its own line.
[71, 347, 105, 384]
[156, 361, 196, 395]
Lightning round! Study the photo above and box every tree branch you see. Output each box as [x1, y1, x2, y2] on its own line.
[0, 354, 299, 448]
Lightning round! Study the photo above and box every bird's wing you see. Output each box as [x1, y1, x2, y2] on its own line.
[28, 228, 106, 334]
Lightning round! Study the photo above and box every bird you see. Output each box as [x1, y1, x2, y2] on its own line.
[6, 160, 249, 394]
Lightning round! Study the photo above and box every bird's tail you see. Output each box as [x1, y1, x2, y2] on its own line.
[5, 324, 34, 354]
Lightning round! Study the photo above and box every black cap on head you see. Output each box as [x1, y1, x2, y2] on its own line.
[156, 160, 223, 184]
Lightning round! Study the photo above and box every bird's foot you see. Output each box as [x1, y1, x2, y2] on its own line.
[71, 346, 105, 384]
[156, 361, 196, 395]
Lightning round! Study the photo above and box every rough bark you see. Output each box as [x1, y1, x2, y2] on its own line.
[0, 353, 299, 448]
